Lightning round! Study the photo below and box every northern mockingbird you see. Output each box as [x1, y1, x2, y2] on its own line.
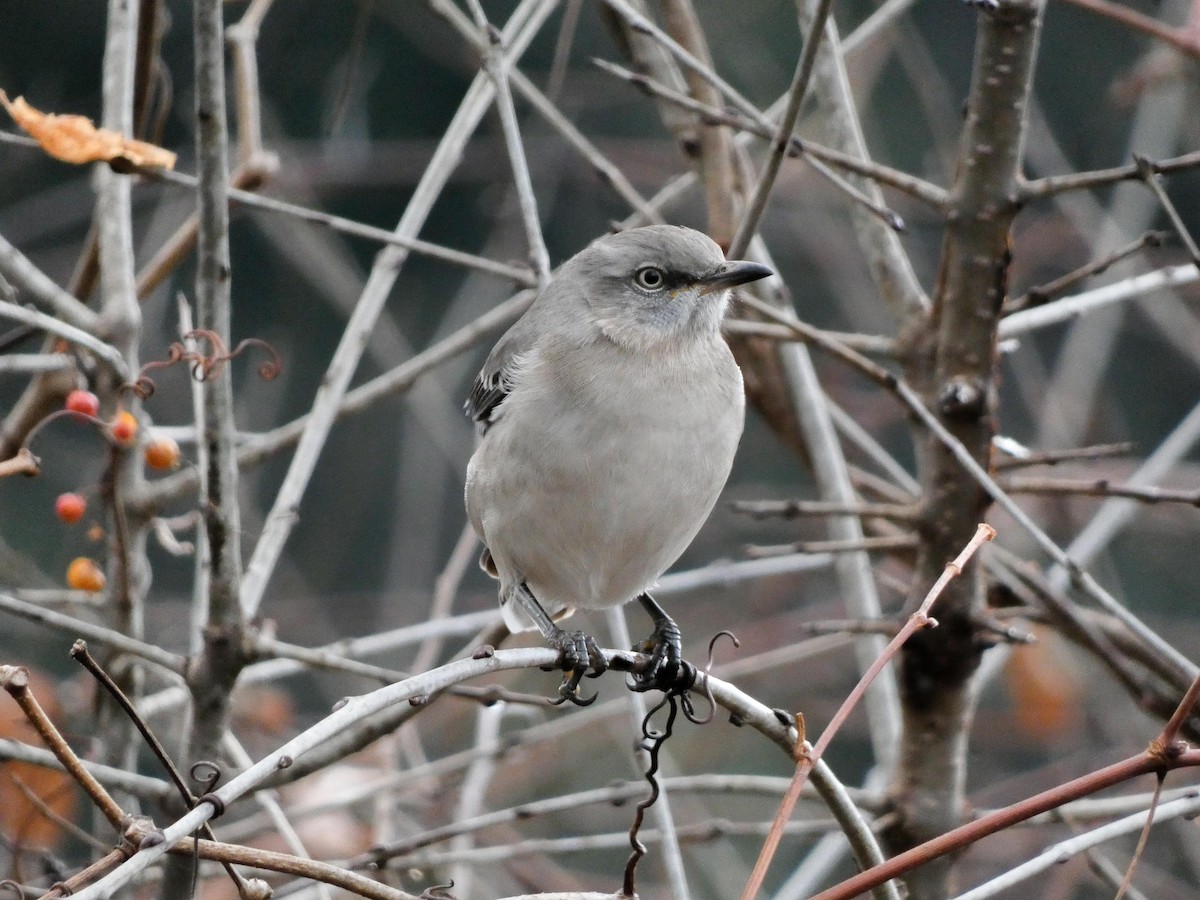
[464, 225, 772, 704]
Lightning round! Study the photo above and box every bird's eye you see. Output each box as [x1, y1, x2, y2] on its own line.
[633, 266, 667, 291]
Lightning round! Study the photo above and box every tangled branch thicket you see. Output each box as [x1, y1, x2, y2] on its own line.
[1, 1, 1200, 898]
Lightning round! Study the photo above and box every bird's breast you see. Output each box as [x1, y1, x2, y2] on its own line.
[467, 338, 743, 611]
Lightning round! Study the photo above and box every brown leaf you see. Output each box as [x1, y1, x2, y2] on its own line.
[0, 90, 175, 170]
[0, 668, 77, 850]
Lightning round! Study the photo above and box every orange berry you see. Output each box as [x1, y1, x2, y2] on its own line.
[65, 389, 100, 417]
[143, 435, 180, 470]
[109, 410, 138, 447]
[66, 557, 105, 593]
[55, 493, 87, 524]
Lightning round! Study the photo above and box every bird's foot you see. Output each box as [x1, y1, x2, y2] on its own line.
[628, 615, 695, 694]
[545, 627, 608, 706]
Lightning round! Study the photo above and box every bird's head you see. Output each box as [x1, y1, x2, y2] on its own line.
[567, 225, 772, 351]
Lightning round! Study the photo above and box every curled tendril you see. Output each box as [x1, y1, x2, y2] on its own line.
[622, 645, 741, 895]
[0, 880, 26, 899]
[623, 688, 681, 898]
[231, 337, 282, 381]
[121, 331, 281, 398]
[189, 759, 222, 796]
[419, 881, 456, 900]
[681, 630, 742, 726]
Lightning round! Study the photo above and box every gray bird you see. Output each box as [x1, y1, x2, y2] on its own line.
[464, 225, 772, 703]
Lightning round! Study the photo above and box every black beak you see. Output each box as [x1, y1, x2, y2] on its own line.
[698, 259, 774, 294]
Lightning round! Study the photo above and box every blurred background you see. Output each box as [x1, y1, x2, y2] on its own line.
[0, 1, 1199, 897]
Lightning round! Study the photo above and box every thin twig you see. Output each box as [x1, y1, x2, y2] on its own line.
[0, 353, 74, 375]
[0, 231, 99, 331]
[738, 292, 1200, 685]
[5, 769, 109, 851]
[1019, 148, 1200, 199]
[798, 0, 931, 324]
[0, 666, 128, 831]
[745, 534, 917, 558]
[134, 164, 536, 287]
[356, 774, 828, 863]
[421, 0, 663, 229]
[591, 56, 947, 210]
[237, 0, 558, 620]
[1003, 266, 1200, 340]
[950, 791, 1200, 900]
[998, 475, 1200, 506]
[464, 0, 552, 287]
[732, 499, 919, 521]
[0, 592, 185, 672]
[137, 289, 534, 515]
[729, 0, 834, 257]
[1133, 154, 1200, 269]
[1112, 774, 1164, 900]
[71, 640, 249, 894]
[0, 300, 126, 375]
[0, 738, 171, 803]
[173, 835, 422, 900]
[811, 665, 1200, 900]
[739, 524, 995, 900]
[723, 318, 897, 354]
[659, 0, 738, 246]
[0, 447, 40, 477]
[992, 442, 1133, 469]
[1003, 231, 1167, 313]
[1056, 0, 1200, 60]
[71, 641, 193, 804]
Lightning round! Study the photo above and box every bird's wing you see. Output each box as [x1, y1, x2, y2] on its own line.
[465, 315, 538, 431]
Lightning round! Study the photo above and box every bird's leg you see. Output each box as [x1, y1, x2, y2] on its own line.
[628, 592, 690, 693]
[511, 582, 608, 706]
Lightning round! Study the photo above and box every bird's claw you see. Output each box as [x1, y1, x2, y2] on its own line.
[629, 616, 692, 693]
[546, 628, 607, 706]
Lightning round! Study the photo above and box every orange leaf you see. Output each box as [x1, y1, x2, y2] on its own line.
[0, 90, 175, 170]
[0, 668, 77, 850]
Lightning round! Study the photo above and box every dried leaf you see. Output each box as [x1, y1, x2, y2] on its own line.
[0, 90, 175, 169]
[0, 668, 76, 850]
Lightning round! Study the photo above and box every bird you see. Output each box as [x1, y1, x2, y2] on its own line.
[464, 224, 772, 704]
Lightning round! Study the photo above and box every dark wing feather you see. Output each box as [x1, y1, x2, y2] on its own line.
[465, 369, 513, 430]
[464, 313, 539, 432]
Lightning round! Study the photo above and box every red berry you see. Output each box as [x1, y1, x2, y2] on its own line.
[65, 389, 100, 417]
[66, 557, 106, 593]
[144, 435, 181, 470]
[55, 492, 87, 524]
[109, 410, 138, 447]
